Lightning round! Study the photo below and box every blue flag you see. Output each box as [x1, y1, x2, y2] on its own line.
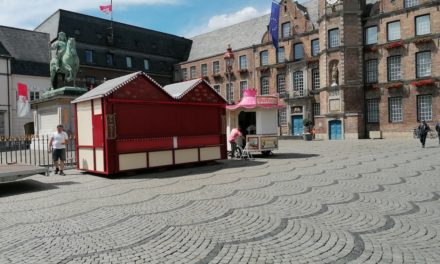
[269, 1, 280, 50]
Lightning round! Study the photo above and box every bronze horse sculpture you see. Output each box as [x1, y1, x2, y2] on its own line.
[50, 37, 80, 89]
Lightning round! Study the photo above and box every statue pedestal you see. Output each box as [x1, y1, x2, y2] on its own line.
[30, 87, 87, 150]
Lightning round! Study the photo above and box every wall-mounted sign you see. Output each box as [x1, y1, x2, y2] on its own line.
[256, 96, 278, 105]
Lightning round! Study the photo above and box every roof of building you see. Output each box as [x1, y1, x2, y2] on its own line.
[0, 26, 50, 63]
[72, 71, 162, 103]
[0, 41, 11, 58]
[35, 9, 192, 62]
[187, 0, 318, 62]
[187, 15, 270, 62]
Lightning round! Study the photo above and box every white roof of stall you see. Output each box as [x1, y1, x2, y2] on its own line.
[71, 71, 163, 103]
[162, 78, 224, 100]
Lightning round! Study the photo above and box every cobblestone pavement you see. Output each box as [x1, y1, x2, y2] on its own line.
[0, 139, 440, 264]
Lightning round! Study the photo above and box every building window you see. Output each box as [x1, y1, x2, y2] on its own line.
[239, 55, 247, 70]
[144, 59, 150, 71]
[387, 21, 401, 41]
[261, 76, 270, 95]
[201, 64, 208, 77]
[277, 47, 285, 63]
[312, 68, 320, 90]
[85, 50, 94, 64]
[213, 61, 220, 74]
[260, 50, 269, 66]
[278, 108, 287, 126]
[182, 68, 188, 80]
[366, 60, 378, 84]
[311, 39, 319, 56]
[387, 56, 401, 81]
[106, 53, 114, 66]
[389, 97, 403, 123]
[405, 0, 418, 8]
[367, 99, 379, 123]
[313, 103, 321, 116]
[328, 29, 339, 48]
[126, 56, 132, 68]
[417, 95, 432, 121]
[365, 26, 378, 45]
[213, 84, 220, 93]
[277, 74, 286, 94]
[416, 15, 430, 36]
[293, 71, 304, 97]
[416, 52, 431, 78]
[86, 76, 96, 88]
[190, 66, 196, 79]
[282, 22, 291, 38]
[226, 83, 234, 102]
[30, 91, 40, 101]
[240, 81, 248, 98]
[294, 43, 304, 61]
[0, 112, 5, 136]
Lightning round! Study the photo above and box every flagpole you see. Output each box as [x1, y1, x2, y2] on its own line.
[110, 0, 114, 43]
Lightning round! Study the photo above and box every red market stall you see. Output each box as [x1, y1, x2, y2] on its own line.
[226, 89, 284, 155]
[72, 72, 227, 175]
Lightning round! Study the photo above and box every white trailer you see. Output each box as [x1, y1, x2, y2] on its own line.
[0, 164, 48, 183]
[226, 89, 283, 156]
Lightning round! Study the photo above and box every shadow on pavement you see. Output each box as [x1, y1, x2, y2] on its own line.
[253, 153, 320, 159]
[0, 180, 58, 198]
[107, 160, 267, 180]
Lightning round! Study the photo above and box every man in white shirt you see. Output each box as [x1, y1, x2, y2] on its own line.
[48, 125, 69, 175]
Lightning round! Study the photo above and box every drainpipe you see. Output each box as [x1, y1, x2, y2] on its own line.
[6, 57, 11, 136]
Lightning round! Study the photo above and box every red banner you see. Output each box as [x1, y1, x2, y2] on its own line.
[99, 5, 112, 14]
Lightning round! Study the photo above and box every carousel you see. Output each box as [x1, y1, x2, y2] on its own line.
[226, 89, 284, 156]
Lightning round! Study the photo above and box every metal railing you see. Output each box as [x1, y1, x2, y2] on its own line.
[0, 135, 77, 168]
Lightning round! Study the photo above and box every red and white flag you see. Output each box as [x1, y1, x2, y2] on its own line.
[17, 83, 30, 117]
[100, 4, 112, 14]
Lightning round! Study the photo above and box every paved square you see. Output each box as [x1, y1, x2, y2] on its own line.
[0, 139, 439, 264]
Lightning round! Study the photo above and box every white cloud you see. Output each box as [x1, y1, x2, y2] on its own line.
[184, 6, 270, 38]
[0, 0, 182, 29]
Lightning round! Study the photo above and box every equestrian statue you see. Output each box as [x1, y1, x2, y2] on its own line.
[50, 32, 80, 89]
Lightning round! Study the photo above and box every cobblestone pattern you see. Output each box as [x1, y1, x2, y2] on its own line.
[0, 139, 440, 263]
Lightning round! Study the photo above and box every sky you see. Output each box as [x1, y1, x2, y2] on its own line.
[0, 0, 277, 38]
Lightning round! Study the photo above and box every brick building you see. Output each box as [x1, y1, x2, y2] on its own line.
[177, 0, 440, 139]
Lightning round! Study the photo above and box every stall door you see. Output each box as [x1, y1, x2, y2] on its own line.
[329, 120, 342, 140]
[292, 115, 303, 136]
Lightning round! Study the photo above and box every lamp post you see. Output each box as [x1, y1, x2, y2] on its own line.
[224, 44, 235, 104]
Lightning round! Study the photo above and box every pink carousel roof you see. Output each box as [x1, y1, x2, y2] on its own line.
[226, 89, 284, 110]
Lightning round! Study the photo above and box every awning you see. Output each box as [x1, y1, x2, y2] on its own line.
[226, 89, 284, 110]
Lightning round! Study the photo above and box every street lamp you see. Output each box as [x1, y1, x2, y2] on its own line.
[224, 44, 235, 104]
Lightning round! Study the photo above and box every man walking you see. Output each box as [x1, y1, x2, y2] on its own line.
[436, 121, 440, 145]
[48, 125, 69, 175]
[418, 121, 431, 148]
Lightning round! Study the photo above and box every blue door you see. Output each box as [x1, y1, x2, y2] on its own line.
[292, 115, 303, 136]
[329, 120, 342, 140]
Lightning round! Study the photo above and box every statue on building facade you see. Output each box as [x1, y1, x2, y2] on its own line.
[50, 32, 79, 89]
[331, 64, 339, 87]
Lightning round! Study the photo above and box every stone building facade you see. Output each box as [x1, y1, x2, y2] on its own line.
[0, 26, 50, 137]
[35, 9, 192, 88]
[177, 0, 440, 139]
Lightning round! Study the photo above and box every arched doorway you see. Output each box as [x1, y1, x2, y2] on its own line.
[329, 120, 342, 140]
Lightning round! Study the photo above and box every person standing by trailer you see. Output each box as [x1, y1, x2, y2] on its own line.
[48, 125, 69, 175]
[228, 127, 242, 158]
[418, 121, 431, 148]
